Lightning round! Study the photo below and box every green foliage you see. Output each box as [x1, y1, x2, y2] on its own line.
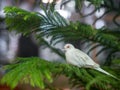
[39, 9, 69, 31]
[4, 6, 41, 35]
[1, 57, 120, 90]
[1, 1, 120, 90]
[4, 6, 120, 52]
[72, 0, 104, 12]
[39, 16, 120, 53]
[112, 59, 120, 65]
[61, 65, 120, 90]
[1, 57, 53, 89]
[87, 0, 104, 8]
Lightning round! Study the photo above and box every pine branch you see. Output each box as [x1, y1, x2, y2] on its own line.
[4, 6, 41, 35]
[1, 57, 53, 89]
[40, 21, 120, 51]
[4, 6, 120, 57]
[2, 2, 120, 90]
[87, 0, 104, 8]
[0, 57, 120, 90]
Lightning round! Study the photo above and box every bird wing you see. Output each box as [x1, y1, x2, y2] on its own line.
[73, 49, 98, 68]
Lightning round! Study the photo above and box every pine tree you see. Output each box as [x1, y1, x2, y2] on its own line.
[0, 0, 120, 90]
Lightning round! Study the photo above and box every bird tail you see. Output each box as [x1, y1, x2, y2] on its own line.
[95, 67, 119, 80]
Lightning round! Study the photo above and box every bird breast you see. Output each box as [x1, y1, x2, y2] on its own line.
[65, 49, 86, 67]
[65, 49, 99, 68]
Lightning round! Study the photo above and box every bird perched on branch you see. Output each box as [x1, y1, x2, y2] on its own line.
[64, 43, 119, 80]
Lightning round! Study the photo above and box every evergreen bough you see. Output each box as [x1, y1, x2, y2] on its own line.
[1, 0, 120, 90]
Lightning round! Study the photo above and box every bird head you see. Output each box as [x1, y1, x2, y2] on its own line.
[64, 44, 75, 51]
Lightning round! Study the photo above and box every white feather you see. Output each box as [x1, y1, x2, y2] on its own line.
[64, 44, 119, 80]
[95, 67, 119, 80]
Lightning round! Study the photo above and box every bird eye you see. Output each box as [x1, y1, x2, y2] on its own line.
[66, 45, 70, 48]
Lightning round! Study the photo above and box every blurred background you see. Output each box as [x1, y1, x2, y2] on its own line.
[0, 0, 119, 90]
[0, 0, 111, 65]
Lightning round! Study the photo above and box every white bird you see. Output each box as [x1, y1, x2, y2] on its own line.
[64, 43, 119, 80]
